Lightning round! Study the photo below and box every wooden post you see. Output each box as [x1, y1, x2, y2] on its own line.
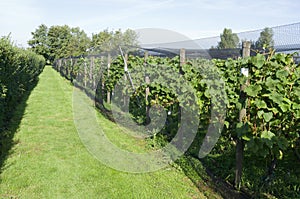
[144, 51, 149, 61]
[177, 48, 186, 124]
[145, 76, 150, 124]
[107, 53, 111, 104]
[73, 59, 78, 83]
[144, 51, 150, 124]
[179, 48, 186, 74]
[242, 41, 251, 58]
[58, 59, 62, 72]
[90, 56, 94, 89]
[70, 58, 73, 83]
[235, 41, 251, 190]
[124, 53, 128, 108]
[64, 59, 68, 77]
[100, 57, 105, 106]
[84, 58, 87, 88]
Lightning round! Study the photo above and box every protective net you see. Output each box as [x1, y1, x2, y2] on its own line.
[138, 22, 300, 60]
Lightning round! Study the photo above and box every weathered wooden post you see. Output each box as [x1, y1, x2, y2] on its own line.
[90, 56, 94, 89]
[235, 41, 251, 190]
[107, 53, 111, 104]
[144, 51, 150, 124]
[58, 59, 62, 72]
[145, 75, 150, 124]
[177, 48, 186, 125]
[124, 53, 128, 108]
[84, 58, 87, 88]
[64, 59, 67, 77]
[100, 56, 105, 106]
[179, 48, 186, 74]
[70, 57, 72, 76]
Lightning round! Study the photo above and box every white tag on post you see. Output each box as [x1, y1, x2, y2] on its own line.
[241, 68, 249, 77]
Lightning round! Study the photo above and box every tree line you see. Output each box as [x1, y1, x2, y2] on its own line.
[215, 27, 274, 50]
[28, 24, 139, 64]
[28, 24, 275, 64]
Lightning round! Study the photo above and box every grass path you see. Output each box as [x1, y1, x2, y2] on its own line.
[0, 66, 210, 199]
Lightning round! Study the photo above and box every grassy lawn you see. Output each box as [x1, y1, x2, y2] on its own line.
[0, 66, 220, 199]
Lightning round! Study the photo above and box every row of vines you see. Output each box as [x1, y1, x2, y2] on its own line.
[0, 37, 45, 145]
[54, 50, 300, 198]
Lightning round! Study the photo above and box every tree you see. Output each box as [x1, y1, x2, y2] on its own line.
[217, 28, 239, 49]
[47, 25, 72, 61]
[122, 29, 139, 52]
[28, 24, 50, 62]
[29, 24, 91, 63]
[90, 29, 139, 54]
[255, 27, 274, 50]
[67, 27, 90, 57]
[91, 29, 113, 53]
[28, 25, 139, 62]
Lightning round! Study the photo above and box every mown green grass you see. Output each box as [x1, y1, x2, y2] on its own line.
[0, 66, 218, 198]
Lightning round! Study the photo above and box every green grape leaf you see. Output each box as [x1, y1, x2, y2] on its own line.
[257, 110, 264, 118]
[224, 121, 230, 128]
[268, 92, 283, 104]
[279, 103, 290, 113]
[295, 110, 300, 119]
[263, 112, 273, 122]
[242, 134, 252, 141]
[261, 130, 275, 140]
[254, 100, 268, 109]
[245, 85, 262, 97]
[261, 131, 275, 148]
[252, 54, 265, 68]
[276, 69, 289, 82]
[265, 77, 280, 91]
[293, 103, 300, 110]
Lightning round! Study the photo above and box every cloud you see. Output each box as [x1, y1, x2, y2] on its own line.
[1, 0, 299, 47]
[0, 0, 41, 26]
[72, 0, 174, 32]
[0, 0, 43, 46]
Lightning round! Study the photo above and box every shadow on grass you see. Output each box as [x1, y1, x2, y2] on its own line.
[176, 155, 252, 199]
[0, 78, 40, 176]
[71, 79, 252, 198]
[181, 148, 300, 199]
[173, 130, 253, 199]
[72, 81, 116, 123]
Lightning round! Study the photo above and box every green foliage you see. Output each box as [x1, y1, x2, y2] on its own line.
[0, 66, 206, 198]
[211, 52, 300, 197]
[217, 28, 239, 49]
[28, 25, 139, 64]
[246, 53, 299, 159]
[54, 50, 300, 198]
[255, 27, 275, 50]
[29, 24, 91, 63]
[28, 24, 50, 62]
[0, 36, 45, 135]
[211, 52, 299, 161]
[67, 27, 91, 57]
[91, 29, 113, 53]
[90, 28, 139, 54]
[48, 25, 90, 62]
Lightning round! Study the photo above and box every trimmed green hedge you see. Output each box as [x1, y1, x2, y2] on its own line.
[0, 37, 45, 130]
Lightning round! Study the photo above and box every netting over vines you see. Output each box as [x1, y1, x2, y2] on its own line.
[52, 23, 300, 198]
[139, 22, 300, 60]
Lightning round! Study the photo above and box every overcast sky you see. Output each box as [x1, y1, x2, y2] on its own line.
[0, 0, 299, 47]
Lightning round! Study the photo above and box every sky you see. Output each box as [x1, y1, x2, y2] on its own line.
[0, 0, 300, 47]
